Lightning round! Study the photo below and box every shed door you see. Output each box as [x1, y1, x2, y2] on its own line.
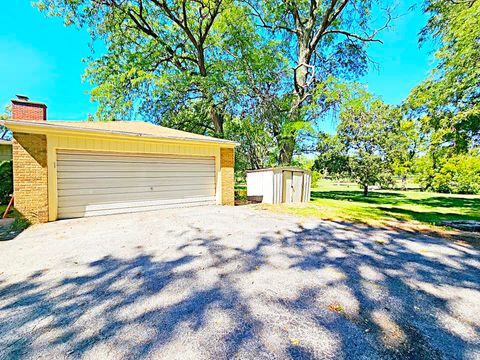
[283, 171, 293, 203]
[56, 151, 216, 219]
[292, 172, 304, 202]
[282, 171, 304, 203]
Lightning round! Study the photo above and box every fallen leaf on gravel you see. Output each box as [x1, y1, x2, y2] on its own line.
[374, 239, 386, 245]
[290, 338, 301, 346]
[328, 303, 345, 313]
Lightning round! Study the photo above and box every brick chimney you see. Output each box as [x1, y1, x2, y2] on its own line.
[11, 95, 47, 121]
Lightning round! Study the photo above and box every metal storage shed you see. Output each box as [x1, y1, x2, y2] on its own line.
[246, 167, 311, 204]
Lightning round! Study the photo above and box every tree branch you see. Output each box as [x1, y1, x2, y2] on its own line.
[310, 0, 347, 51]
[322, 29, 384, 43]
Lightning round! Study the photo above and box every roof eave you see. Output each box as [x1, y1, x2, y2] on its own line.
[4, 120, 239, 147]
[246, 167, 311, 174]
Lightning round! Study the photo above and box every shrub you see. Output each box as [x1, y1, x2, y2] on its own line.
[310, 170, 321, 188]
[0, 160, 13, 204]
[235, 188, 247, 201]
[415, 153, 480, 194]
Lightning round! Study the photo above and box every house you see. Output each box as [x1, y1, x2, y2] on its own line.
[3, 96, 237, 223]
[0, 140, 12, 162]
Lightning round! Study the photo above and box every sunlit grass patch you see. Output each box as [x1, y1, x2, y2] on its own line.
[258, 186, 480, 234]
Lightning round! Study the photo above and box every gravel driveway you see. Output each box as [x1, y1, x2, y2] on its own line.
[0, 206, 479, 359]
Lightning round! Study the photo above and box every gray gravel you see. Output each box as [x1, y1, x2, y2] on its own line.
[0, 205, 479, 359]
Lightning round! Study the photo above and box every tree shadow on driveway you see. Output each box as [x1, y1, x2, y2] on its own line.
[0, 212, 479, 359]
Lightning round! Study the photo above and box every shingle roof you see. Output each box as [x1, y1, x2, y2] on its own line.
[3, 120, 237, 145]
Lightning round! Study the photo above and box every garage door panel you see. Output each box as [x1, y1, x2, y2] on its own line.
[58, 188, 216, 207]
[56, 151, 216, 219]
[58, 163, 215, 173]
[57, 171, 214, 179]
[58, 197, 215, 219]
[58, 183, 215, 196]
[58, 153, 214, 165]
[57, 176, 214, 190]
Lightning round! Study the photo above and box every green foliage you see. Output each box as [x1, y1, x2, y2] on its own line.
[225, 100, 281, 174]
[415, 152, 480, 194]
[9, 217, 31, 232]
[412, 0, 480, 139]
[0, 161, 13, 205]
[315, 87, 404, 195]
[0, 104, 12, 140]
[310, 170, 321, 188]
[36, 0, 267, 135]
[234, 186, 247, 201]
[403, 0, 480, 194]
[407, 0, 479, 151]
[34, 0, 394, 167]
[313, 132, 349, 180]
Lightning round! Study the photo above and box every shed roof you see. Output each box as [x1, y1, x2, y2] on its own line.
[246, 167, 311, 173]
[2, 119, 237, 146]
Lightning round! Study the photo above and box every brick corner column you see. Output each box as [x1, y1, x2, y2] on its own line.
[220, 147, 234, 206]
[12, 133, 49, 223]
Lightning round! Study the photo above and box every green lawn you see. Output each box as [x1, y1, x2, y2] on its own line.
[0, 205, 30, 240]
[259, 185, 480, 231]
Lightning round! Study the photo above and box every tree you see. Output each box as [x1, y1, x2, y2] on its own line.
[387, 110, 420, 191]
[0, 105, 12, 140]
[407, 0, 479, 153]
[405, 0, 479, 191]
[414, 151, 480, 194]
[313, 132, 349, 179]
[36, 0, 270, 136]
[315, 88, 401, 196]
[247, 0, 395, 164]
[36, 0, 395, 166]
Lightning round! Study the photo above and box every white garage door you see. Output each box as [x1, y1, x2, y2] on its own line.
[57, 151, 216, 219]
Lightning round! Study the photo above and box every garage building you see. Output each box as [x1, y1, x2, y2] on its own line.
[4, 96, 236, 223]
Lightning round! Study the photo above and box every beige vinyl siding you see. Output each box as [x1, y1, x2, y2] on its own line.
[57, 151, 216, 219]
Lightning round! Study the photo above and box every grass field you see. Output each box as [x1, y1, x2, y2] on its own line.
[259, 182, 480, 232]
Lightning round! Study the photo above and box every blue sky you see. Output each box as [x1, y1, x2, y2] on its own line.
[0, 1, 432, 123]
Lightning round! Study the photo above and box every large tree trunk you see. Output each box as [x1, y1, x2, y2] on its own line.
[294, 49, 311, 98]
[278, 133, 296, 165]
[279, 140, 294, 165]
[279, 46, 312, 165]
[363, 184, 369, 197]
[209, 105, 224, 134]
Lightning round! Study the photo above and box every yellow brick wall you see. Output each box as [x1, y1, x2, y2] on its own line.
[220, 148, 234, 205]
[13, 133, 49, 223]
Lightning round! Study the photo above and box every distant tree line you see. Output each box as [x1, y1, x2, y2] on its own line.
[313, 0, 479, 195]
